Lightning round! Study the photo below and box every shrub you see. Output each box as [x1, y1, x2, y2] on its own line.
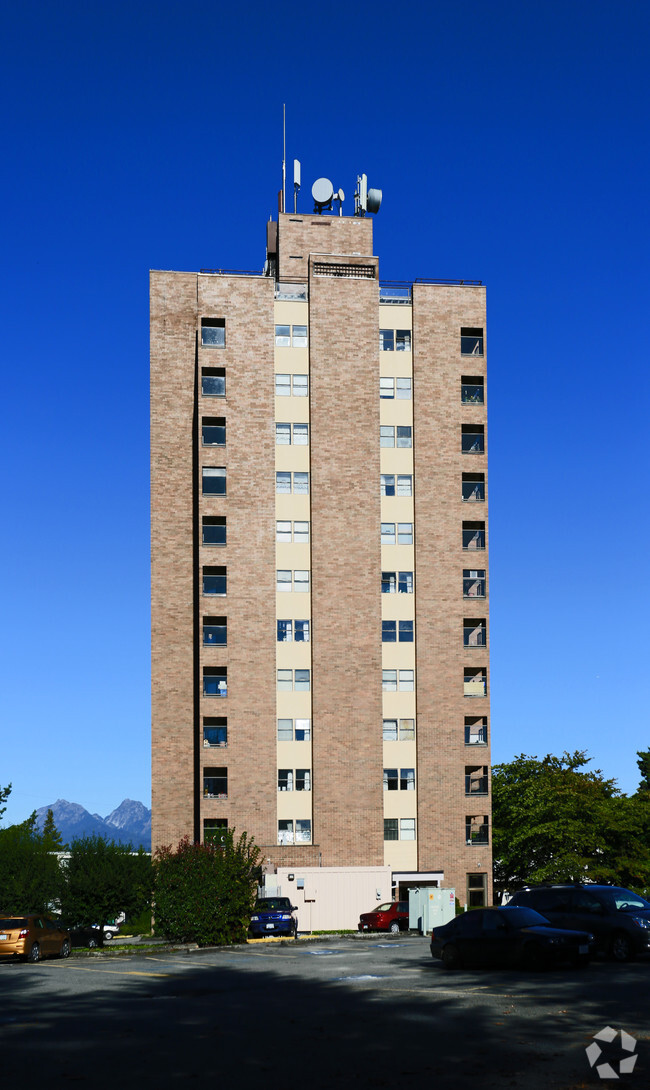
[153, 830, 261, 946]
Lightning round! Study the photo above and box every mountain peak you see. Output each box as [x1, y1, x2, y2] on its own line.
[35, 798, 151, 850]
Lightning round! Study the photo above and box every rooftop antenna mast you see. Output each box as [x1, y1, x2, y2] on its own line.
[282, 104, 286, 213]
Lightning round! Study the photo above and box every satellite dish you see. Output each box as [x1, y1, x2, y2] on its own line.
[367, 187, 382, 214]
[338, 188, 345, 202]
[312, 177, 334, 206]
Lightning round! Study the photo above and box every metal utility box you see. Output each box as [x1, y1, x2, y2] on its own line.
[408, 888, 456, 934]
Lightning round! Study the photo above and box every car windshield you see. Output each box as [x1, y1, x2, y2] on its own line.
[500, 907, 550, 928]
[597, 889, 650, 912]
[0, 918, 26, 929]
[255, 899, 291, 912]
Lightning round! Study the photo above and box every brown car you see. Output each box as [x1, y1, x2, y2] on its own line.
[0, 915, 71, 962]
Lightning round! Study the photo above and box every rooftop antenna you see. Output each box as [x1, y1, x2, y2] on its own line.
[354, 173, 382, 217]
[281, 105, 286, 213]
[293, 159, 301, 213]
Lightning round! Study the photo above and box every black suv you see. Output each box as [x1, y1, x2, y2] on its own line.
[508, 885, 650, 962]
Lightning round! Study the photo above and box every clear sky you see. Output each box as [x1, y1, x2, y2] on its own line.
[1, 0, 648, 825]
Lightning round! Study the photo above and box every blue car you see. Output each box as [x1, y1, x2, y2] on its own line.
[249, 897, 298, 938]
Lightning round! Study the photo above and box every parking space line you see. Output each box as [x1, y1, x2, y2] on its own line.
[56, 966, 169, 977]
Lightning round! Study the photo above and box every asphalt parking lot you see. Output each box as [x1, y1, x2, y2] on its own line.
[1, 935, 648, 1089]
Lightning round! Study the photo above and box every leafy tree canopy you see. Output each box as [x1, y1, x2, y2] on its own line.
[0, 783, 11, 823]
[492, 751, 650, 900]
[59, 835, 152, 935]
[42, 808, 65, 851]
[635, 749, 650, 796]
[0, 813, 60, 913]
[153, 830, 261, 946]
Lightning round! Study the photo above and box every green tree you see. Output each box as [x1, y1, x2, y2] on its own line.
[635, 749, 650, 795]
[0, 814, 60, 912]
[492, 751, 650, 901]
[41, 808, 65, 851]
[153, 830, 261, 945]
[59, 835, 152, 939]
[0, 783, 11, 823]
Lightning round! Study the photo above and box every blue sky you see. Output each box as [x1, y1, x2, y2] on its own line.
[1, 0, 648, 825]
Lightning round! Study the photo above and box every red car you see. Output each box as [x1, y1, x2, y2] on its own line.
[358, 901, 409, 934]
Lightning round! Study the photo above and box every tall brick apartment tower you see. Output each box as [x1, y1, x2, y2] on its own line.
[151, 184, 492, 908]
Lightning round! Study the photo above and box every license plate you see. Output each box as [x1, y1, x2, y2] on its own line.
[266, 923, 275, 930]
[363, 925, 368, 930]
[0, 935, 7, 941]
[578, 944, 588, 954]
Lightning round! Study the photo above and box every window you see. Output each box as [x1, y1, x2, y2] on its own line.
[382, 669, 414, 691]
[463, 569, 486, 597]
[380, 426, 395, 448]
[382, 621, 396, 643]
[276, 423, 309, 445]
[384, 818, 398, 841]
[277, 570, 309, 592]
[465, 765, 488, 795]
[462, 473, 485, 502]
[296, 769, 311, 791]
[380, 329, 411, 352]
[204, 818, 227, 845]
[295, 819, 311, 843]
[396, 330, 411, 351]
[398, 571, 413, 593]
[461, 327, 484, 356]
[398, 523, 413, 544]
[277, 669, 310, 691]
[379, 329, 394, 351]
[278, 820, 294, 845]
[397, 475, 412, 497]
[462, 424, 485, 454]
[381, 474, 395, 497]
[202, 467, 226, 495]
[381, 523, 396, 545]
[276, 471, 309, 494]
[201, 368, 226, 397]
[384, 768, 398, 790]
[400, 818, 416, 840]
[203, 717, 227, 747]
[383, 719, 398, 741]
[466, 815, 489, 844]
[275, 324, 291, 347]
[462, 376, 484, 404]
[203, 566, 226, 595]
[203, 617, 226, 646]
[278, 769, 294, 791]
[277, 619, 292, 642]
[380, 377, 394, 399]
[399, 620, 414, 642]
[401, 768, 415, 790]
[276, 374, 308, 397]
[275, 373, 291, 396]
[277, 570, 292, 592]
[396, 426, 412, 448]
[397, 377, 412, 399]
[294, 570, 309, 592]
[464, 619, 486, 647]
[203, 667, 227, 696]
[202, 516, 226, 546]
[295, 619, 310, 642]
[467, 873, 487, 908]
[465, 716, 488, 745]
[276, 520, 309, 543]
[463, 521, 485, 550]
[202, 418, 226, 446]
[399, 718, 415, 740]
[293, 374, 308, 396]
[382, 571, 396, 594]
[278, 718, 311, 741]
[203, 767, 227, 799]
[275, 325, 308, 347]
[201, 318, 225, 348]
[464, 668, 487, 697]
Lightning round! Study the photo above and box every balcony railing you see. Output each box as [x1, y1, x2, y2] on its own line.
[462, 433, 485, 454]
[464, 675, 487, 697]
[465, 776, 488, 795]
[203, 781, 227, 798]
[466, 827, 489, 845]
[464, 625, 486, 647]
[461, 384, 484, 404]
[463, 576, 486, 597]
[462, 480, 485, 502]
[465, 725, 488, 745]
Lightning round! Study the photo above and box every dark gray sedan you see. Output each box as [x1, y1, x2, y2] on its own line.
[430, 906, 594, 970]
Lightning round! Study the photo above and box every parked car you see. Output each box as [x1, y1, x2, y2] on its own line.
[507, 884, 650, 962]
[0, 915, 71, 962]
[430, 906, 594, 970]
[60, 923, 104, 948]
[358, 901, 409, 934]
[249, 898, 298, 938]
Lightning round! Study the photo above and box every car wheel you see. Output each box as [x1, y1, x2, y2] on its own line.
[27, 942, 40, 963]
[103, 932, 113, 941]
[59, 939, 71, 959]
[389, 921, 400, 934]
[610, 932, 633, 963]
[88, 937, 98, 949]
[441, 944, 461, 970]
[521, 942, 545, 971]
